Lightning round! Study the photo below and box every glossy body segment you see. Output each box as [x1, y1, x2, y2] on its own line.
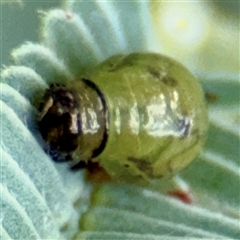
[90, 53, 208, 184]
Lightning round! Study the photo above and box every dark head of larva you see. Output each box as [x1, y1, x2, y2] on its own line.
[38, 83, 80, 161]
[38, 80, 108, 166]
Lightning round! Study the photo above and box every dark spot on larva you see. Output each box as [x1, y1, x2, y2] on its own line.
[108, 56, 134, 72]
[148, 67, 162, 79]
[162, 77, 178, 87]
[183, 122, 191, 137]
[177, 117, 191, 138]
[108, 63, 114, 68]
[124, 164, 130, 168]
[127, 157, 154, 177]
[205, 92, 218, 103]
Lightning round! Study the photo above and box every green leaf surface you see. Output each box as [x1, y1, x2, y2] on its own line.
[90, 184, 239, 239]
[75, 231, 224, 240]
[12, 42, 73, 84]
[80, 206, 225, 239]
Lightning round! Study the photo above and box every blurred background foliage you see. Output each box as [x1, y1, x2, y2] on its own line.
[2, 1, 239, 73]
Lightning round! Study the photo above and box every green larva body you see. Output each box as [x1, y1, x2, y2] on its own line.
[90, 53, 208, 183]
[39, 53, 208, 185]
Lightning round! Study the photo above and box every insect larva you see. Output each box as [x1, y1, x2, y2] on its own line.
[38, 53, 208, 185]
